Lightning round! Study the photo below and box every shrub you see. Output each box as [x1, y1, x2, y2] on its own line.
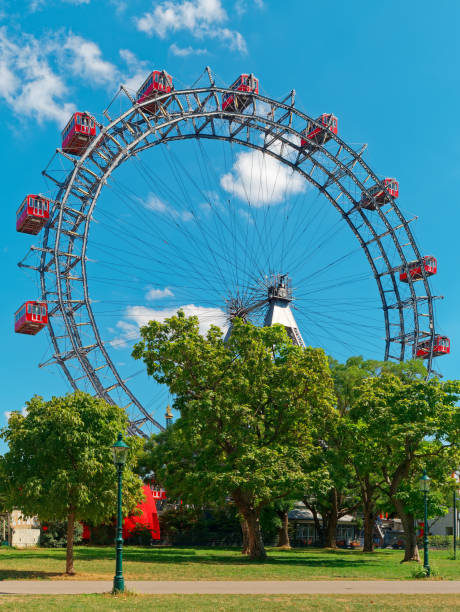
[159, 507, 242, 546]
[428, 535, 460, 549]
[411, 563, 440, 579]
[124, 524, 154, 546]
[40, 521, 83, 548]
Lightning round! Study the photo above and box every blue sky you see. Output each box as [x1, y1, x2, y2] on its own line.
[1, 0, 460, 434]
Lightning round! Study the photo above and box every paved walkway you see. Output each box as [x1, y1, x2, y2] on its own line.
[1, 580, 460, 595]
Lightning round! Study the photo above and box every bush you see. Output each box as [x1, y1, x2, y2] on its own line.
[159, 507, 242, 546]
[428, 535, 460, 549]
[40, 521, 83, 548]
[124, 524, 154, 546]
[411, 563, 440, 579]
[88, 523, 115, 546]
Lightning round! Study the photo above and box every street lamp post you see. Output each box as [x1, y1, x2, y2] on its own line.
[111, 433, 129, 593]
[419, 470, 431, 576]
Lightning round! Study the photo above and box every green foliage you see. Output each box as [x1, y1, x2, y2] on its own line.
[411, 564, 430, 578]
[134, 314, 335, 507]
[159, 506, 242, 546]
[428, 535, 460, 550]
[124, 523, 155, 546]
[88, 524, 115, 546]
[411, 563, 440, 578]
[40, 521, 83, 548]
[133, 313, 336, 557]
[0, 391, 144, 528]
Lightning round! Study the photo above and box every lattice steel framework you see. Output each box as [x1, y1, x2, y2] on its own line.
[18, 68, 441, 436]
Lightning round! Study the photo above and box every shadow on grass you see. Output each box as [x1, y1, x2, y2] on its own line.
[0, 569, 64, 580]
[72, 547, 381, 568]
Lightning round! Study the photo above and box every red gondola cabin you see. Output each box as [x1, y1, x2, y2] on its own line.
[16, 195, 50, 235]
[400, 256, 437, 283]
[301, 113, 338, 147]
[361, 178, 399, 210]
[222, 74, 259, 112]
[136, 70, 173, 115]
[61, 112, 97, 155]
[416, 335, 450, 359]
[14, 301, 48, 335]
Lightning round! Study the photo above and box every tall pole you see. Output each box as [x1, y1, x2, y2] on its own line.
[423, 488, 430, 576]
[113, 462, 124, 592]
[454, 487, 457, 561]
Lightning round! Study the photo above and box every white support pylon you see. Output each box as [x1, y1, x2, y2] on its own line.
[263, 274, 305, 347]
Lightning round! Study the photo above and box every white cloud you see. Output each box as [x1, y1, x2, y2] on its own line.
[135, 0, 247, 53]
[111, 0, 127, 14]
[119, 48, 150, 92]
[110, 303, 227, 348]
[5, 406, 28, 421]
[127, 304, 227, 334]
[29, 0, 90, 10]
[220, 148, 306, 206]
[143, 193, 194, 222]
[62, 35, 117, 86]
[0, 27, 75, 126]
[145, 287, 174, 300]
[169, 43, 207, 56]
[0, 27, 151, 126]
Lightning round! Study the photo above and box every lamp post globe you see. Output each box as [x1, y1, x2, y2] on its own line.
[111, 433, 129, 593]
[419, 469, 431, 576]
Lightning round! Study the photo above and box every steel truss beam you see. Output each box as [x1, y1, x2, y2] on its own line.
[18, 75, 438, 436]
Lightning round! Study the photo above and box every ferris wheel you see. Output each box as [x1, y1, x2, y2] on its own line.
[15, 66, 449, 437]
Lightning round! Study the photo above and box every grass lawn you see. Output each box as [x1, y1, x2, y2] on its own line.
[0, 594, 460, 611]
[0, 546, 459, 581]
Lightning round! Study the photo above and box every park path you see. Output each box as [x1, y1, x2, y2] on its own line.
[1, 580, 460, 595]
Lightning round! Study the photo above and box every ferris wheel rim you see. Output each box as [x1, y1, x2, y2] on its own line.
[25, 76, 439, 434]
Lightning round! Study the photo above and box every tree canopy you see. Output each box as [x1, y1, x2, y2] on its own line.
[0, 392, 144, 574]
[133, 312, 336, 559]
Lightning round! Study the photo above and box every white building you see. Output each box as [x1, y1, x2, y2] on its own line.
[0, 510, 40, 548]
[428, 508, 459, 537]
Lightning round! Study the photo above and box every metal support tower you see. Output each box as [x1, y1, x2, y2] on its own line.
[226, 274, 305, 347]
[263, 274, 305, 346]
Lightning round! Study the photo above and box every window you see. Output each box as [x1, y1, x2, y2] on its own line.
[296, 524, 316, 540]
[27, 304, 31, 314]
[17, 202, 27, 219]
[30, 304, 41, 316]
[15, 307, 26, 322]
[41, 306, 47, 316]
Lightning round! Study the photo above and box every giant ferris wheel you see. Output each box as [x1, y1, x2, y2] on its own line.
[15, 66, 450, 437]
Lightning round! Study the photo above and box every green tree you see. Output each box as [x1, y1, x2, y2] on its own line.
[133, 312, 335, 559]
[0, 392, 143, 574]
[350, 371, 460, 561]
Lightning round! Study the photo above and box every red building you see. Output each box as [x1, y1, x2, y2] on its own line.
[122, 484, 161, 541]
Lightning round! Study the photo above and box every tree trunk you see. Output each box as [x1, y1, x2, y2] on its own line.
[393, 499, 420, 562]
[244, 509, 266, 560]
[240, 517, 250, 555]
[276, 510, 291, 548]
[325, 489, 338, 548]
[363, 508, 375, 553]
[66, 509, 76, 575]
